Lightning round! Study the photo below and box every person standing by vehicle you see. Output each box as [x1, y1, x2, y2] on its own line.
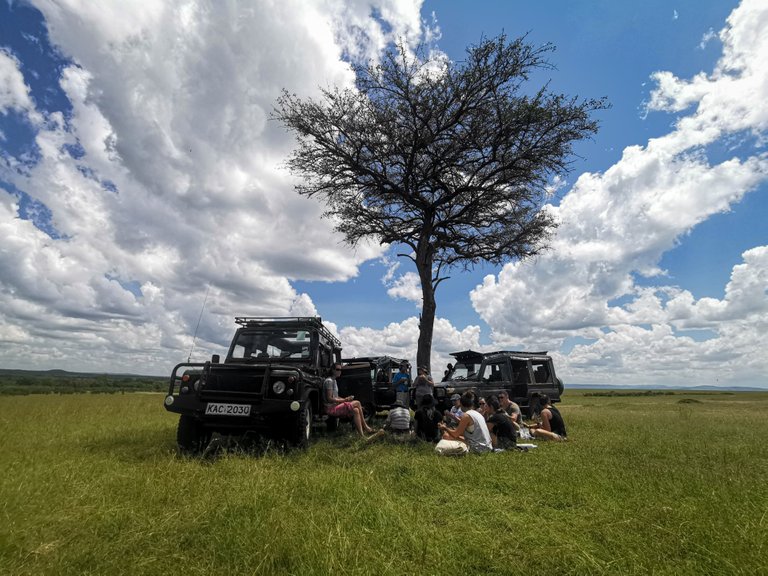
[437, 392, 493, 453]
[528, 393, 567, 441]
[324, 363, 375, 437]
[392, 361, 411, 408]
[413, 365, 434, 407]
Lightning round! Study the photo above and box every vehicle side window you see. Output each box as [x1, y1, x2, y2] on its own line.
[511, 360, 529, 384]
[531, 361, 551, 383]
[480, 361, 510, 383]
[319, 346, 331, 370]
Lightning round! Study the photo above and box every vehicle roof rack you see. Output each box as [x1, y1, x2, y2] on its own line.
[234, 316, 341, 348]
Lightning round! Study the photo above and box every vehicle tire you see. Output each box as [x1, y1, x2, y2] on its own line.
[177, 415, 211, 455]
[557, 377, 564, 397]
[293, 403, 312, 447]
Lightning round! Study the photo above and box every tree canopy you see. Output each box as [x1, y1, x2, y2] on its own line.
[275, 34, 608, 371]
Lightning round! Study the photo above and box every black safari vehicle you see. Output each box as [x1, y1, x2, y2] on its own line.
[164, 317, 341, 453]
[338, 356, 409, 416]
[434, 350, 564, 416]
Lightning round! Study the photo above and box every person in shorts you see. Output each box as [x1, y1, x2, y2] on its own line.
[323, 363, 375, 437]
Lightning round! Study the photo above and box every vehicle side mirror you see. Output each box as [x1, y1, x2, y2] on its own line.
[211, 354, 220, 364]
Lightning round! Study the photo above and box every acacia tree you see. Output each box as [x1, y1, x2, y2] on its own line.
[275, 35, 607, 372]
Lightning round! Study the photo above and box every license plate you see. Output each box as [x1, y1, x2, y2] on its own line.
[205, 403, 251, 417]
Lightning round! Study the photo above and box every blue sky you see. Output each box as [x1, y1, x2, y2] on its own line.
[1, 0, 766, 387]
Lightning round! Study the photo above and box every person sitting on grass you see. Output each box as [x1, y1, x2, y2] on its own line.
[414, 394, 442, 442]
[436, 391, 493, 454]
[444, 393, 463, 426]
[527, 393, 567, 441]
[498, 391, 522, 424]
[482, 395, 517, 450]
[323, 363, 375, 438]
[367, 399, 412, 442]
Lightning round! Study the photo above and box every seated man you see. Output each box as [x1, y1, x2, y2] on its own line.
[527, 393, 567, 441]
[367, 399, 412, 442]
[443, 393, 463, 426]
[497, 391, 522, 424]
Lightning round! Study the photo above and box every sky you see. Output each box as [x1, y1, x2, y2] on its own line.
[0, 0, 766, 388]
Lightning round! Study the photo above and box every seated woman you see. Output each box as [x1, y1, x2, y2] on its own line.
[436, 391, 493, 453]
[527, 393, 567, 441]
[323, 363, 375, 437]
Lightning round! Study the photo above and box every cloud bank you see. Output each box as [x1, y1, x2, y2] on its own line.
[0, 0, 427, 373]
[469, 0, 768, 386]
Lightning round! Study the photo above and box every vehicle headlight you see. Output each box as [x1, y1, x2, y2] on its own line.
[272, 380, 286, 395]
[164, 395, 174, 406]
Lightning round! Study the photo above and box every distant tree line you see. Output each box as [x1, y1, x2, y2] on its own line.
[0, 371, 165, 395]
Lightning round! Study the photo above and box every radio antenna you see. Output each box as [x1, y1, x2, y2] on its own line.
[188, 286, 210, 362]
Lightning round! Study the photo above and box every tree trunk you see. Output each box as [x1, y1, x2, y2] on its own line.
[415, 248, 436, 375]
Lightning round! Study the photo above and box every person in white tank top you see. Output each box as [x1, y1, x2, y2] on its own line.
[437, 392, 492, 453]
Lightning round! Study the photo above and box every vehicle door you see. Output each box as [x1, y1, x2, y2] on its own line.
[374, 361, 397, 407]
[510, 359, 530, 405]
[477, 359, 512, 401]
[528, 358, 558, 400]
[339, 363, 375, 412]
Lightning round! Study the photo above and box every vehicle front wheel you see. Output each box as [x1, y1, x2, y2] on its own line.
[293, 403, 312, 447]
[176, 415, 211, 455]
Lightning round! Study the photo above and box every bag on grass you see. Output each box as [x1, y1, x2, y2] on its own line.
[435, 439, 469, 456]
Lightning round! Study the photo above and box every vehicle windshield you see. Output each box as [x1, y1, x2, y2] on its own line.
[446, 362, 478, 380]
[230, 329, 313, 360]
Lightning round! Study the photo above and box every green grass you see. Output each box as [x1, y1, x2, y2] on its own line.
[1, 391, 766, 575]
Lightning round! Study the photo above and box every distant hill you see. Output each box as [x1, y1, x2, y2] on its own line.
[567, 383, 767, 392]
[0, 368, 166, 395]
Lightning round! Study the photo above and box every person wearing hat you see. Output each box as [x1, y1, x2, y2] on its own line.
[414, 394, 441, 442]
[444, 393, 463, 426]
[367, 399, 412, 442]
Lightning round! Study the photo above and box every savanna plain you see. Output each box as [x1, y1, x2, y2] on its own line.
[1, 389, 766, 576]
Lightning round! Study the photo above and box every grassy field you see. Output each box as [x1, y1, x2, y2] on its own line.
[0, 390, 766, 575]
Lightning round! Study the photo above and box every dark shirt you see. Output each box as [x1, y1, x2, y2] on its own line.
[487, 411, 516, 448]
[414, 406, 442, 442]
[546, 405, 567, 437]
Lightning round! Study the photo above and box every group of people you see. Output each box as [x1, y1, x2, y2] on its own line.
[436, 390, 567, 455]
[322, 361, 568, 454]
